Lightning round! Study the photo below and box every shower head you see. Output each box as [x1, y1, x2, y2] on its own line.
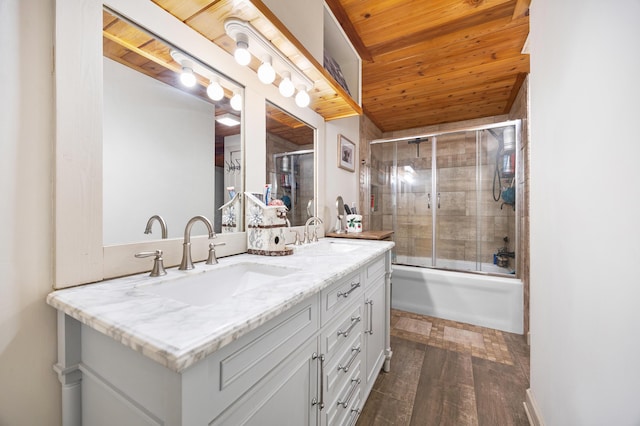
[408, 137, 428, 157]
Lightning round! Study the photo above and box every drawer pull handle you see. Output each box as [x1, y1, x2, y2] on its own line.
[337, 316, 361, 338]
[338, 346, 361, 373]
[338, 377, 361, 408]
[311, 353, 325, 410]
[337, 282, 360, 298]
[349, 408, 362, 426]
[366, 299, 374, 335]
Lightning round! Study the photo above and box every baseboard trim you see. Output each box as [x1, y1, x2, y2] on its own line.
[524, 388, 544, 426]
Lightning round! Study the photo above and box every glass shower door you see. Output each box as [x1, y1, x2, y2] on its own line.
[433, 131, 478, 271]
[370, 138, 433, 267]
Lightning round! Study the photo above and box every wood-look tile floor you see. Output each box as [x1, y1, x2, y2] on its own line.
[357, 309, 530, 426]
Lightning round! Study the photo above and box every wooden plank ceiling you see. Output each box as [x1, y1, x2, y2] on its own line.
[326, 0, 530, 132]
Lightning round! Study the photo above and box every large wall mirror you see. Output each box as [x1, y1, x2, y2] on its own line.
[266, 102, 315, 226]
[102, 9, 243, 245]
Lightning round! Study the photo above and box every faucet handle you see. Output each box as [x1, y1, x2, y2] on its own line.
[311, 226, 319, 243]
[289, 229, 302, 246]
[206, 242, 226, 265]
[134, 250, 167, 277]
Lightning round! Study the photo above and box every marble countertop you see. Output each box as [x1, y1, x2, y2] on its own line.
[47, 238, 394, 373]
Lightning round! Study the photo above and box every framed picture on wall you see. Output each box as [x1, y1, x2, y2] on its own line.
[338, 134, 356, 172]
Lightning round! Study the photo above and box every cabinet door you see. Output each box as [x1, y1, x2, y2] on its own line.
[364, 279, 386, 388]
[211, 338, 319, 426]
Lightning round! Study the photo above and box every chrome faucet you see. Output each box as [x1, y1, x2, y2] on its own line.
[144, 215, 168, 239]
[303, 216, 323, 244]
[179, 215, 215, 270]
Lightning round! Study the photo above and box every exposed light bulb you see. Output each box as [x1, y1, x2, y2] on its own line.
[230, 91, 242, 111]
[295, 86, 311, 108]
[279, 71, 295, 98]
[257, 57, 276, 84]
[234, 34, 251, 66]
[206, 79, 224, 101]
[179, 66, 196, 87]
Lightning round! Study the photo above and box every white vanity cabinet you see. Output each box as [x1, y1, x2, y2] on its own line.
[362, 254, 390, 392]
[52, 245, 393, 426]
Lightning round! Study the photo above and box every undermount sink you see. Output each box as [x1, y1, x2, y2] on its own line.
[139, 262, 299, 306]
[297, 240, 360, 255]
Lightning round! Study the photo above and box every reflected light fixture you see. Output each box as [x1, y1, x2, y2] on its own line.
[215, 113, 241, 127]
[171, 50, 197, 88]
[207, 79, 225, 101]
[295, 86, 310, 108]
[179, 66, 196, 87]
[230, 90, 242, 111]
[233, 33, 251, 66]
[257, 56, 276, 84]
[279, 71, 295, 98]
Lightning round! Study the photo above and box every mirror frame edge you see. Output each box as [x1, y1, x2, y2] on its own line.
[53, 0, 251, 289]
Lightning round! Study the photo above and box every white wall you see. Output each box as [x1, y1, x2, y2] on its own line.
[324, 116, 360, 231]
[0, 0, 61, 424]
[529, 1, 640, 424]
[103, 58, 216, 244]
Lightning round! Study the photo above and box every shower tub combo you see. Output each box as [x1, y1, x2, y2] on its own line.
[368, 120, 523, 334]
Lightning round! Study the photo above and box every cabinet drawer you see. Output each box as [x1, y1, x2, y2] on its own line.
[322, 302, 362, 361]
[325, 331, 362, 400]
[364, 255, 385, 288]
[203, 295, 319, 416]
[324, 360, 362, 426]
[321, 270, 362, 325]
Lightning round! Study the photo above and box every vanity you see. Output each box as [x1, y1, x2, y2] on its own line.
[48, 239, 393, 425]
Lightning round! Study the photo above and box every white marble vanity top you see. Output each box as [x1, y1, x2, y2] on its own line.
[47, 238, 394, 373]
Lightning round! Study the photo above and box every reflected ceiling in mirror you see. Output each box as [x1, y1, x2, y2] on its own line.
[266, 102, 315, 227]
[102, 9, 243, 245]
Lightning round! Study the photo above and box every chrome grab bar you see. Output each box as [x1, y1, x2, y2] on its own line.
[337, 282, 360, 298]
[365, 299, 374, 335]
[338, 346, 361, 373]
[311, 353, 325, 410]
[337, 316, 361, 338]
[338, 377, 361, 409]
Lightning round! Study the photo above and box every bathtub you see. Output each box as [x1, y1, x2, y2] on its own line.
[391, 262, 523, 334]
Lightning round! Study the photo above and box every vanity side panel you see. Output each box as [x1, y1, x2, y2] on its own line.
[81, 326, 183, 425]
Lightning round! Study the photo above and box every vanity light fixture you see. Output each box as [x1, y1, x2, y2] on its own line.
[233, 33, 252, 66]
[215, 113, 241, 127]
[230, 90, 242, 111]
[257, 56, 276, 84]
[279, 71, 296, 98]
[224, 18, 314, 107]
[207, 78, 225, 101]
[295, 86, 311, 108]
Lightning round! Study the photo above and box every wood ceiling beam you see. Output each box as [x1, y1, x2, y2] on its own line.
[512, 0, 531, 20]
[325, 0, 373, 62]
[503, 72, 527, 113]
[103, 31, 180, 74]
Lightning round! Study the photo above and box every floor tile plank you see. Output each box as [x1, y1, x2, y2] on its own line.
[472, 356, 529, 426]
[410, 346, 478, 426]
